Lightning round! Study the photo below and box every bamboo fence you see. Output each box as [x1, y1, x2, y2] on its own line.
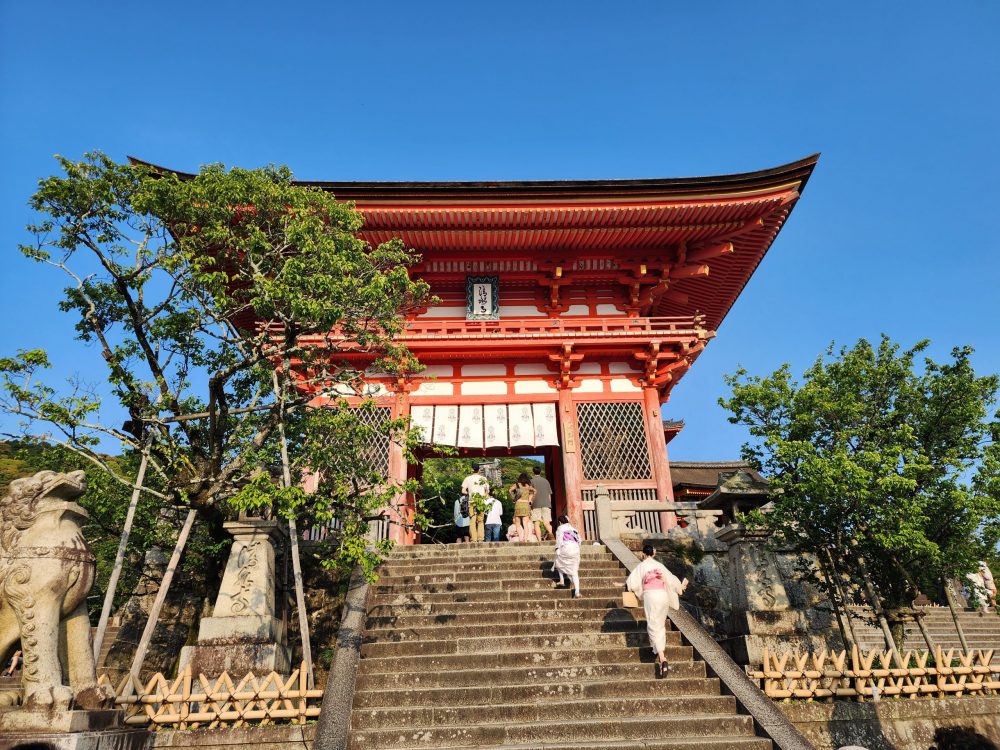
[97, 662, 323, 729]
[749, 646, 1000, 702]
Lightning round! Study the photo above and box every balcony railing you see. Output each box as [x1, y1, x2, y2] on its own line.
[400, 315, 710, 341]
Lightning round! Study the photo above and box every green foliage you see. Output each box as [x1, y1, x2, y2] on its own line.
[2, 152, 433, 583]
[721, 336, 1000, 626]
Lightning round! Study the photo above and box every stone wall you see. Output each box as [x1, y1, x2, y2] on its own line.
[781, 696, 1000, 750]
[151, 724, 315, 750]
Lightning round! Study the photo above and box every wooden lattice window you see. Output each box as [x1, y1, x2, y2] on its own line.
[354, 406, 392, 477]
[577, 401, 652, 481]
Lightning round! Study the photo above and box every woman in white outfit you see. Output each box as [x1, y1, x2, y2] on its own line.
[552, 514, 582, 598]
[626, 543, 688, 678]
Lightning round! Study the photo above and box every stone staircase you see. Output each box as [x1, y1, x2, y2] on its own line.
[851, 607, 1000, 652]
[349, 542, 770, 750]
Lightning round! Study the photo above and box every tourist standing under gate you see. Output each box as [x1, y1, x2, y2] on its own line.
[484, 493, 503, 541]
[626, 544, 688, 678]
[461, 463, 491, 543]
[453, 493, 471, 543]
[509, 473, 536, 542]
[530, 466, 554, 541]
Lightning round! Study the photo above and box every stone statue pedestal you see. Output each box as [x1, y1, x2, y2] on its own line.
[0, 708, 150, 750]
[179, 519, 290, 676]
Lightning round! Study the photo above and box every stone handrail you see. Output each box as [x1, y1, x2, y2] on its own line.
[313, 566, 372, 750]
[751, 646, 1000, 702]
[592, 484, 814, 750]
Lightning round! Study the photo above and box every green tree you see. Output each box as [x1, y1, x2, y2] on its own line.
[721, 336, 1000, 652]
[0, 152, 431, 577]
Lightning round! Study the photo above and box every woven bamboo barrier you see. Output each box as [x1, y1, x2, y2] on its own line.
[748, 646, 1000, 702]
[97, 662, 323, 729]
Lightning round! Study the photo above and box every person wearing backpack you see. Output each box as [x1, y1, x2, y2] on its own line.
[626, 544, 688, 678]
[453, 492, 471, 543]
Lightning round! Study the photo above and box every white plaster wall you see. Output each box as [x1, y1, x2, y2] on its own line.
[514, 364, 550, 376]
[420, 365, 455, 377]
[515, 380, 556, 394]
[609, 362, 641, 373]
[413, 381, 455, 396]
[500, 305, 545, 317]
[576, 362, 601, 375]
[460, 381, 509, 395]
[421, 306, 467, 318]
[461, 364, 508, 377]
[565, 304, 590, 316]
[574, 379, 604, 393]
[610, 377, 642, 393]
[596, 304, 623, 316]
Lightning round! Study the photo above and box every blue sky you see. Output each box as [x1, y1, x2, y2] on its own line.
[1, 2, 998, 461]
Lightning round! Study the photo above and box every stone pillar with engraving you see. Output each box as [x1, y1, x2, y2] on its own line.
[180, 519, 290, 676]
[716, 524, 838, 665]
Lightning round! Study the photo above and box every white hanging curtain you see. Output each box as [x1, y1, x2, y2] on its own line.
[508, 403, 535, 447]
[410, 405, 435, 444]
[433, 405, 459, 446]
[458, 405, 484, 448]
[413, 402, 559, 449]
[532, 403, 559, 446]
[483, 404, 509, 448]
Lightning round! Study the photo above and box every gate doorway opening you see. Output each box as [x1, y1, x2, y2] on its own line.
[411, 446, 564, 545]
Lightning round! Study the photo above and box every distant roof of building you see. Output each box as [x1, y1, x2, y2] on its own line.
[670, 460, 764, 489]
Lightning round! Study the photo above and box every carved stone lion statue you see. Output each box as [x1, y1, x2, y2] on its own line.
[0, 469, 114, 710]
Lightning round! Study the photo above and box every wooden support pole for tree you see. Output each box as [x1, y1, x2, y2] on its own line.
[855, 557, 903, 667]
[129, 508, 197, 678]
[274, 369, 314, 689]
[93, 441, 151, 662]
[942, 578, 972, 654]
[821, 547, 858, 651]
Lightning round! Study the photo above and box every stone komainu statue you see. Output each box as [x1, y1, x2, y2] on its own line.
[0, 469, 113, 709]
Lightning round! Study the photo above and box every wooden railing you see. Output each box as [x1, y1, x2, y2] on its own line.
[749, 647, 1000, 702]
[98, 663, 323, 729]
[399, 315, 708, 340]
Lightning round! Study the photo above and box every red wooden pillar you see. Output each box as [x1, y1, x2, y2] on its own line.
[557, 388, 585, 533]
[388, 386, 414, 545]
[643, 386, 677, 529]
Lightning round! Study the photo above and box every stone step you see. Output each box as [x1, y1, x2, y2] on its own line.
[383, 547, 610, 563]
[370, 587, 624, 605]
[389, 541, 607, 552]
[367, 596, 626, 616]
[355, 661, 708, 691]
[378, 564, 624, 582]
[373, 739, 771, 750]
[373, 577, 624, 595]
[353, 675, 723, 708]
[365, 608, 655, 631]
[364, 618, 653, 642]
[351, 694, 739, 731]
[347, 714, 758, 750]
[361, 630, 682, 658]
[357, 645, 694, 674]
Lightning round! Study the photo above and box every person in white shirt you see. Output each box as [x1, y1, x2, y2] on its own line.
[552, 514, 582, 597]
[453, 494, 470, 543]
[626, 544, 688, 678]
[483, 495, 503, 542]
[460, 463, 491, 543]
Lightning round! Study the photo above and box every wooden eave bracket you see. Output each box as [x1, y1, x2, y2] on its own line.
[547, 343, 584, 389]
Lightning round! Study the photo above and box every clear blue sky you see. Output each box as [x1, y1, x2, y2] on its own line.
[1, 2, 998, 461]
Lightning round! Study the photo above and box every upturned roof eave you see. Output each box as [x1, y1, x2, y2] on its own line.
[127, 154, 819, 203]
